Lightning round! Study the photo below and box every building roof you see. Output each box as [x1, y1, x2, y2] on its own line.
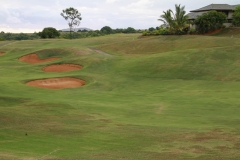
[190, 4, 239, 12]
[187, 12, 206, 20]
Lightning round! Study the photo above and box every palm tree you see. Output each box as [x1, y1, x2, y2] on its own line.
[158, 10, 174, 31]
[173, 4, 189, 31]
[158, 4, 189, 33]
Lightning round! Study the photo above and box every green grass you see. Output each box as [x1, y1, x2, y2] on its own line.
[1, 33, 240, 159]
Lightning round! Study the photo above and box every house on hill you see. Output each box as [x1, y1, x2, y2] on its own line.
[188, 4, 240, 28]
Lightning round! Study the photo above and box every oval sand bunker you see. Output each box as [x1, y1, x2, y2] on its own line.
[26, 77, 85, 89]
[19, 53, 59, 64]
[43, 64, 83, 72]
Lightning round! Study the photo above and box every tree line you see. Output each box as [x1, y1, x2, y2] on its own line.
[0, 32, 39, 41]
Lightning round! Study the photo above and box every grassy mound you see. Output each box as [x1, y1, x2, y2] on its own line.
[96, 35, 240, 55]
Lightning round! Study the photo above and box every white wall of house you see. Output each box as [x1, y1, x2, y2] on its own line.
[223, 23, 232, 27]
[190, 24, 196, 29]
[228, 11, 233, 19]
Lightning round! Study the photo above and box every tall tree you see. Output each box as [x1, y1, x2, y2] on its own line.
[60, 7, 82, 39]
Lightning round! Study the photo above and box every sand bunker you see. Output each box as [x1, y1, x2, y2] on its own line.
[43, 64, 83, 72]
[0, 52, 5, 55]
[19, 53, 59, 64]
[26, 77, 85, 89]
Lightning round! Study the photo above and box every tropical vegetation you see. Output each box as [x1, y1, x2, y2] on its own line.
[158, 4, 189, 34]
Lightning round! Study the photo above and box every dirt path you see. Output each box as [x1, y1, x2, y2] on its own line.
[89, 47, 112, 56]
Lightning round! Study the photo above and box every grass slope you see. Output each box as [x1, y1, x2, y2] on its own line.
[1, 34, 240, 159]
[211, 27, 240, 38]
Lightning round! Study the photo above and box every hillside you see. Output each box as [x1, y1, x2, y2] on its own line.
[211, 27, 240, 38]
[1, 34, 240, 159]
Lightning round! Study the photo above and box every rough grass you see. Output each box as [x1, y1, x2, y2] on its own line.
[211, 27, 240, 38]
[1, 33, 240, 159]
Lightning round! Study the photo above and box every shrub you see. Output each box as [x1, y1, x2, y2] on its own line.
[194, 11, 227, 34]
[39, 27, 60, 38]
[189, 28, 196, 35]
[122, 27, 136, 34]
[159, 28, 171, 35]
[142, 28, 172, 36]
[233, 6, 240, 26]
[100, 26, 113, 34]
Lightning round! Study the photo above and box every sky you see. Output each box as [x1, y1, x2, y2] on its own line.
[0, 0, 239, 33]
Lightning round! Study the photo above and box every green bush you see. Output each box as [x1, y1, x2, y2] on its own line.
[122, 27, 136, 34]
[189, 28, 196, 35]
[142, 28, 172, 36]
[233, 6, 240, 26]
[159, 28, 171, 35]
[194, 11, 227, 34]
[38, 27, 60, 38]
[100, 26, 113, 34]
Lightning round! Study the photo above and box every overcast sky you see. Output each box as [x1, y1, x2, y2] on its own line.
[0, 0, 239, 33]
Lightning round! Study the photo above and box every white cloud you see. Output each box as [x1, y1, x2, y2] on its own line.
[7, 16, 21, 23]
[106, 0, 118, 3]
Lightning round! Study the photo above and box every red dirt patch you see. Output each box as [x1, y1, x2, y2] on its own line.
[19, 53, 59, 64]
[205, 29, 222, 35]
[43, 64, 83, 72]
[0, 52, 5, 55]
[26, 77, 85, 89]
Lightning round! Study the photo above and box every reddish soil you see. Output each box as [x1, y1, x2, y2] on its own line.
[42, 64, 83, 72]
[205, 29, 222, 35]
[19, 53, 59, 64]
[26, 77, 85, 89]
[0, 52, 5, 55]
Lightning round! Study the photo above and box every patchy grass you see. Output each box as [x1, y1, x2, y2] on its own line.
[211, 27, 240, 38]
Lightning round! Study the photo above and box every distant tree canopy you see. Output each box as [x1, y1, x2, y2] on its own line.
[59, 26, 139, 39]
[148, 27, 155, 32]
[100, 26, 113, 34]
[194, 11, 227, 34]
[114, 27, 138, 33]
[0, 32, 39, 41]
[233, 6, 240, 26]
[158, 4, 189, 34]
[123, 27, 136, 33]
[38, 27, 60, 38]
